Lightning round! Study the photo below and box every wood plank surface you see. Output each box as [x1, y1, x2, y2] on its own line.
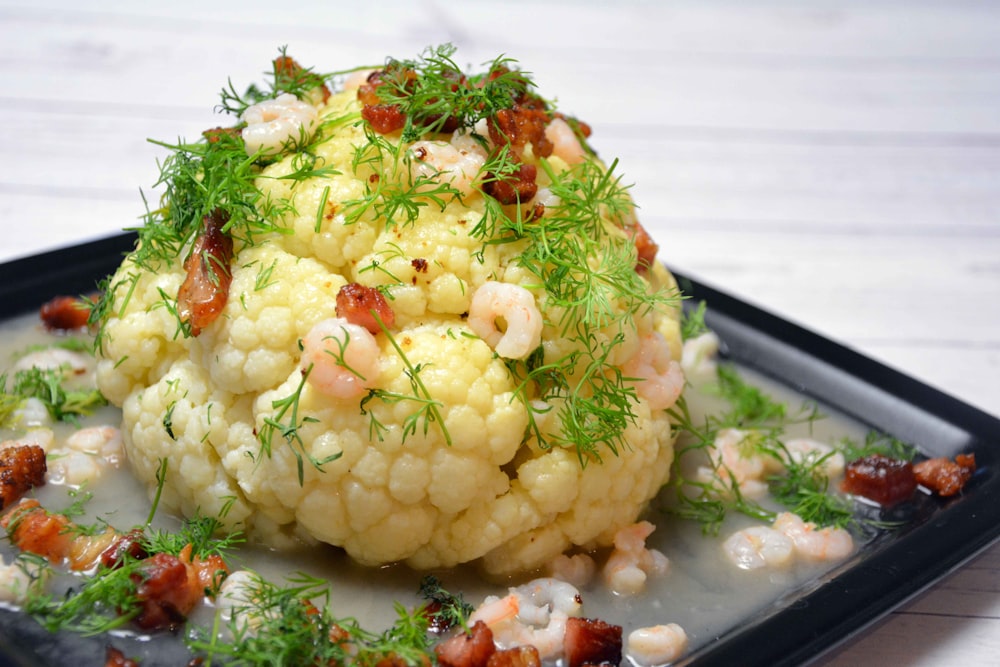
[2, 1, 999, 664]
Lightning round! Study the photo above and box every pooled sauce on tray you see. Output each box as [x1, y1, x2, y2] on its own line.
[0, 308, 888, 664]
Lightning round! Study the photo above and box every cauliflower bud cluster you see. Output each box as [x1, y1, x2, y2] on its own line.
[94, 46, 685, 576]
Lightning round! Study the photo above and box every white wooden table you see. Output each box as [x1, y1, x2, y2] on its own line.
[2, 1, 998, 664]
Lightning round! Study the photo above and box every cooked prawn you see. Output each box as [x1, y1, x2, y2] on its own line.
[772, 512, 854, 562]
[680, 330, 720, 383]
[467, 281, 543, 360]
[626, 623, 688, 667]
[470, 577, 582, 661]
[11, 347, 91, 375]
[45, 425, 124, 487]
[409, 132, 488, 199]
[603, 521, 670, 596]
[721, 525, 794, 570]
[241, 93, 318, 157]
[544, 117, 587, 165]
[696, 428, 769, 499]
[0, 554, 46, 604]
[300, 318, 381, 400]
[622, 332, 685, 411]
[778, 438, 846, 479]
[547, 552, 597, 588]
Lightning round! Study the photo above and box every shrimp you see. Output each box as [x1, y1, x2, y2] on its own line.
[0, 554, 47, 604]
[66, 425, 124, 466]
[622, 332, 685, 411]
[772, 512, 854, 562]
[300, 318, 381, 400]
[696, 428, 769, 499]
[216, 569, 272, 633]
[544, 117, 587, 165]
[341, 68, 375, 91]
[603, 521, 670, 596]
[721, 525, 794, 570]
[626, 624, 688, 667]
[470, 577, 582, 661]
[680, 330, 720, 384]
[467, 281, 543, 360]
[46, 450, 104, 487]
[13, 398, 53, 429]
[11, 347, 91, 375]
[782, 438, 846, 479]
[241, 93, 318, 157]
[46, 425, 124, 487]
[0, 428, 54, 454]
[547, 552, 597, 589]
[409, 132, 488, 199]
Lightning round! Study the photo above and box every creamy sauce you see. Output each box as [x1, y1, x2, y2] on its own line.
[0, 309, 878, 662]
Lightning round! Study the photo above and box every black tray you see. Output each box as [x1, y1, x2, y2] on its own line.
[2, 233, 999, 667]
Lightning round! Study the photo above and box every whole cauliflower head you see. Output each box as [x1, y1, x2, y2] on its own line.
[94, 46, 684, 575]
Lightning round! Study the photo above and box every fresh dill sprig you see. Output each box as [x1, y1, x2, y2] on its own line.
[362, 318, 453, 448]
[1, 365, 107, 425]
[418, 575, 473, 632]
[681, 300, 709, 340]
[256, 367, 339, 484]
[373, 43, 534, 142]
[665, 363, 871, 533]
[838, 430, 917, 462]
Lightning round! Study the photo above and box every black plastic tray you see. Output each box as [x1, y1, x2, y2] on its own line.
[2, 233, 999, 667]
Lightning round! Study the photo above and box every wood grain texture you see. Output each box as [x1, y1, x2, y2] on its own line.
[1, 1, 998, 664]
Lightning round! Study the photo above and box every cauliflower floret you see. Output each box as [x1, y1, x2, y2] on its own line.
[95, 53, 685, 575]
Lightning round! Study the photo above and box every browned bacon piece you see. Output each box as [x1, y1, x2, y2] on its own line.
[39, 294, 95, 331]
[487, 646, 541, 667]
[177, 210, 234, 337]
[435, 620, 497, 667]
[0, 444, 47, 510]
[1, 498, 76, 563]
[488, 105, 553, 160]
[841, 454, 917, 506]
[563, 617, 622, 667]
[358, 70, 410, 135]
[104, 646, 140, 667]
[482, 164, 539, 205]
[273, 54, 331, 104]
[630, 219, 659, 273]
[99, 527, 150, 569]
[336, 282, 396, 334]
[914, 453, 976, 497]
[131, 552, 203, 631]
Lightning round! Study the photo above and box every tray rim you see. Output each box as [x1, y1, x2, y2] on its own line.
[2, 232, 999, 667]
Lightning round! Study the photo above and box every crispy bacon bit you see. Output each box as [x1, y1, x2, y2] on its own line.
[177, 210, 234, 337]
[178, 543, 230, 596]
[131, 552, 202, 631]
[273, 55, 331, 104]
[39, 294, 94, 331]
[563, 617, 623, 667]
[487, 646, 541, 667]
[99, 528, 149, 569]
[0, 444, 47, 510]
[1, 498, 76, 563]
[630, 219, 659, 273]
[358, 70, 411, 135]
[914, 453, 976, 497]
[841, 454, 917, 506]
[336, 282, 395, 334]
[104, 646, 140, 667]
[435, 621, 496, 667]
[482, 163, 539, 205]
[488, 105, 553, 160]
